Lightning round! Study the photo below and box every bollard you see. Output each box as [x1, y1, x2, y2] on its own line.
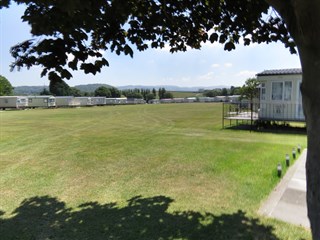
[277, 163, 282, 177]
[297, 144, 301, 154]
[292, 148, 296, 159]
[286, 154, 290, 167]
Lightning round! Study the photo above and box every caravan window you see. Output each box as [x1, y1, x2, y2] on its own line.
[272, 81, 292, 101]
[260, 83, 266, 100]
[284, 81, 292, 101]
[272, 82, 283, 100]
[28, 99, 33, 103]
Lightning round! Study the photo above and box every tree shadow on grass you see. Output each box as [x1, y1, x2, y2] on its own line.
[225, 124, 306, 135]
[0, 195, 279, 240]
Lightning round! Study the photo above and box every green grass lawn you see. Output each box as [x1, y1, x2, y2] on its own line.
[0, 103, 310, 239]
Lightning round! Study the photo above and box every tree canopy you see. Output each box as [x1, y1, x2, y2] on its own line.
[49, 79, 72, 96]
[1, 0, 295, 83]
[0, 75, 14, 96]
[94, 86, 112, 97]
[240, 78, 260, 101]
[39, 87, 51, 96]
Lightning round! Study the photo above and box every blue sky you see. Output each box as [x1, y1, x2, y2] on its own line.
[0, 4, 301, 88]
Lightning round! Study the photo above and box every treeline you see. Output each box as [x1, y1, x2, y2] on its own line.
[122, 88, 156, 101]
[38, 80, 120, 97]
[40, 85, 121, 98]
[202, 86, 241, 97]
[121, 87, 173, 101]
[158, 88, 173, 99]
[41, 80, 174, 102]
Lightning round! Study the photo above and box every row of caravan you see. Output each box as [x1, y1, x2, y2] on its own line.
[149, 95, 241, 104]
[0, 96, 145, 110]
[0, 95, 241, 110]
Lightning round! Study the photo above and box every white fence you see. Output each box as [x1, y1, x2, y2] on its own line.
[223, 102, 305, 122]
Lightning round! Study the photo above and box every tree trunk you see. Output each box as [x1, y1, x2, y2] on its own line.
[299, 46, 320, 239]
[292, 6, 320, 235]
[264, 1, 320, 238]
[305, 106, 320, 239]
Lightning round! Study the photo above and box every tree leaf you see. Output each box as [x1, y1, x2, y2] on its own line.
[224, 41, 235, 51]
[209, 33, 219, 43]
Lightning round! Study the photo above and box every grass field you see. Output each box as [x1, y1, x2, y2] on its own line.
[169, 91, 203, 98]
[0, 103, 310, 239]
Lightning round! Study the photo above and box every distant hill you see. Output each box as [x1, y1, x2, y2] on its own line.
[14, 86, 49, 95]
[13, 84, 114, 95]
[74, 83, 114, 93]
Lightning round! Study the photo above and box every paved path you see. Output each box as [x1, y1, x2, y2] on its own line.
[259, 149, 309, 228]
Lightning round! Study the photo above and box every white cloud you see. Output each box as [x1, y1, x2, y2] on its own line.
[211, 63, 232, 69]
[198, 72, 215, 81]
[235, 70, 257, 79]
[211, 63, 220, 68]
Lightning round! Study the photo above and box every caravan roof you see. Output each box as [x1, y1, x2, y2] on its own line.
[257, 68, 302, 76]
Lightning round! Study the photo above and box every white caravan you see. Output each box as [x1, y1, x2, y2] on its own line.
[91, 97, 107, 106]
[55, 96, 81, 107]
[0, 96, 28, 110]
[257, 68, 304, 121]
[75, 97, 94, 106]
[28, 95, 56, 108]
